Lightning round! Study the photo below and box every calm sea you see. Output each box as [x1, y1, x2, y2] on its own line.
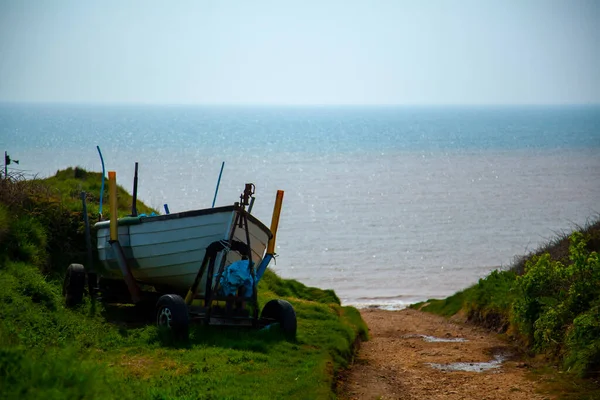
[2, 104, 600, 308]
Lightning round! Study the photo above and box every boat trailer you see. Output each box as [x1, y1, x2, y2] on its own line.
[62, 170, 296, 340]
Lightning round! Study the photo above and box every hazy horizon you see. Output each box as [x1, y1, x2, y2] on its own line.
[1, 0, 598, 105]
[2, 101, 599, 107]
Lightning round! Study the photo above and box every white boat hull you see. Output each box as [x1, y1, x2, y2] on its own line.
[95, 206, 272, 294]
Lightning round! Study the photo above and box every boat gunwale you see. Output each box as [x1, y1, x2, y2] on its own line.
[94, 205, 273, 240]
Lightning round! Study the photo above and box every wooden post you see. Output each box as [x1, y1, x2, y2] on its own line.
[131, 162, 139, 216]
[267, 190, 284, 255]
[108, 171, 118, 241]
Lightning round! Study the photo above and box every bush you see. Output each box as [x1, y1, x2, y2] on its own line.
[512, 253, 566, 343]
[0, 207, 48, 268]
[512, 232, 600, 376]
[0, 168, 158, 278]
[422, 227, 600, 380]
[564, 307, 600, 377]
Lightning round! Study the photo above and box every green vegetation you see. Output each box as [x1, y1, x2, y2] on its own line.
[412, 290, 468, 317]
[0, 167, 155, 277]
[0, 168, 367, 399]
[513, 231, 600, 375]
[412, 219, 600, 397]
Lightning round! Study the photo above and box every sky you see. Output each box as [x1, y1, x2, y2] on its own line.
[0, 0, 598, 105]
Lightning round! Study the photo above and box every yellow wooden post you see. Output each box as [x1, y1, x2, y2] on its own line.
[108, 171, 118, 241]
[267, 190, 284, 255]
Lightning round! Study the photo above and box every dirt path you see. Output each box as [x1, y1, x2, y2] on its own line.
[339, 308, 549, 400]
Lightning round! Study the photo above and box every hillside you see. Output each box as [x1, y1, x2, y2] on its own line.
[0, 168, 368, 399]
[411, 218, 600, 398]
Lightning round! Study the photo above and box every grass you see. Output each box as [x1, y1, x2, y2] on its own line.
[0, 262, 367, 399]
[410, 269, 517, 329]
[39, 167, 157, 218]
[410, 289, 469, 317]
[509, 216, 600, 276]
[0, 168, 368, 399]
[413, 219, 600, 399]
[463, 269, 517, 332]
[0, 167, 156, 278]
[527, 365, 600, 400]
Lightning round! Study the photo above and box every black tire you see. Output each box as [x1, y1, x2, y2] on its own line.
[63, 264, 86, 307]
[156, 294, 189, 340]
[261, 299, 297, 339]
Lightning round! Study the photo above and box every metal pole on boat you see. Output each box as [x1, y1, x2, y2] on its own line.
[211, 161, 225, 208]
[81, 191, 94, 273]
[81, 191, 97, 295]
[97, 146, 106, 220]
[109, 171, 118, 241]
[131, 162, 139, 217]
[248, 197, 256, 214]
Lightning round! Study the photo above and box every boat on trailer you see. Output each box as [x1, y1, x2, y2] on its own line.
[94, 205, 272, 296]
[62, 169, 296, 340]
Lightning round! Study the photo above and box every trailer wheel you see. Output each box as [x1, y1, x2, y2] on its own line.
[63, 264, 86, 307]
[156, 294, 189, 340]
[261, 299, 297, 339]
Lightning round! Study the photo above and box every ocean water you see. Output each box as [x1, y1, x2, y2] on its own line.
[2, 104, 600, 309]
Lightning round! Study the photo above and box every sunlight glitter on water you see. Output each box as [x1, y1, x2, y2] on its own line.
[4, 105, 599, 307]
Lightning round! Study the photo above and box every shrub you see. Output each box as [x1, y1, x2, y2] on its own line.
[0, 168, 158, 278]
[0, 209, 48, 268]
[512, 253, 566, 343]
[420, 222, 600, 382]
[512, 232, 600, 375]
[564, 307, 600, 377]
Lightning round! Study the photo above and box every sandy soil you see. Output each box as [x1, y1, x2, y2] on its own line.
[338, 308, 550, 400]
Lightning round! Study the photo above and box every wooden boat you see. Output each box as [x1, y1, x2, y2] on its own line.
[60, 164, 295, 339]
[62, 161, 295, 340]
[94, 205, 272, 295]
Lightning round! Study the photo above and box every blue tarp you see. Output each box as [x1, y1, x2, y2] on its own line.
[219, 260, 254, 297]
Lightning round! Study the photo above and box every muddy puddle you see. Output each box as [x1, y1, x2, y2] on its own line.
[403, 334, 468, 343]
[427, 352, 509, 373]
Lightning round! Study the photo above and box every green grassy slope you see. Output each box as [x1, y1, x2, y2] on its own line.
[0, 168, 368, 400]
[0, 167, 156, 277]
[411, 219, 600, 398]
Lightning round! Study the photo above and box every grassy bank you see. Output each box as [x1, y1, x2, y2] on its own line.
[412, 219, 600, 398]
[0, 168, 368, 399]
